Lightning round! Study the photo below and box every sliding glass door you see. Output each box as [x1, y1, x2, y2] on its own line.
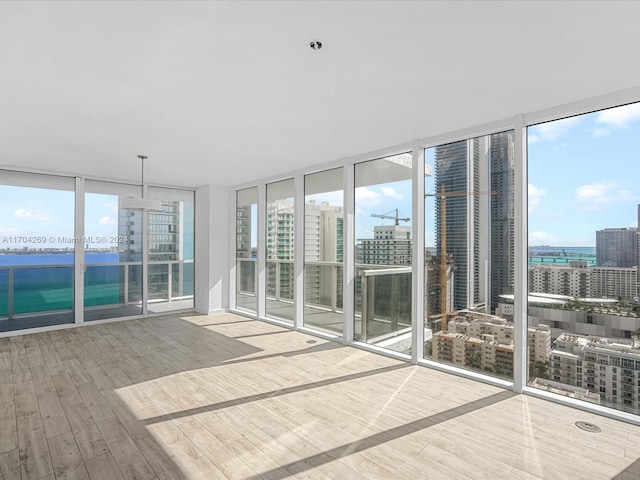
[0, 170, 195, 333]
[147, 187, 195, 314]
[84, 181, 143, 321]
[0, 171, 75, 332]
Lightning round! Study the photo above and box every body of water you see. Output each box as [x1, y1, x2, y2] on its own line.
[528, 246, 596, 266]
[0, 252, 193, 318]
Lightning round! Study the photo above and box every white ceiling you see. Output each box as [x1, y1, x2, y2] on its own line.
[1, 1, 640, 189]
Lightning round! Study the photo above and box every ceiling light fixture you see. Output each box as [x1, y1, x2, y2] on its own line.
[120, 154, 163, 211]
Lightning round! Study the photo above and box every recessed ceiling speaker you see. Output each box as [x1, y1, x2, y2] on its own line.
[310, 40, 322, 50]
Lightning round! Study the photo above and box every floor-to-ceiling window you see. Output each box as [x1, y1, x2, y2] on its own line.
[304, 168, 344, 335]
[266, 179, 295, 322]
[0, 171, 75, 331]
[527, 103, 640, 414]
[84, 181, 144, 321]
[230, 94, 640, 425]
[424, 131, 516, 380]
[146, 187, 195, 314]
[0, 171, 195, 333]
[236, 187, 258, 314]
[354, 153, 413, 353]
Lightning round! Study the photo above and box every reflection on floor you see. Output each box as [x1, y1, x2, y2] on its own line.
[1, 311, 639, 479]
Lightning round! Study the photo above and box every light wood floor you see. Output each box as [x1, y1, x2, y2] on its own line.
[1, 312, 639, 480]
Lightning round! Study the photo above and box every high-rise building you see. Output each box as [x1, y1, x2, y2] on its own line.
[305, 201, 343, 263]
[591, 266, 638, 302]
[236, 204, 253, 259]
[489, 131, 515, 312]
[528, 262, 591, 297]
[119, 201, 189, 299]
[266, 198, 295, 300]
[434, 139, 481, 311]
[305, 201, 344, 307]
[356, 224, 412, 265]
[596, 228, 638, 267]
[433, 133, 514, 313]
[550, 333, 640, 413]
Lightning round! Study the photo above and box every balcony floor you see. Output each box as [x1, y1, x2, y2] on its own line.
[1, 311, 639, 479]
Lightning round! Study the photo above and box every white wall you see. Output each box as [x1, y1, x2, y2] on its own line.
[195, 185, 230, 314]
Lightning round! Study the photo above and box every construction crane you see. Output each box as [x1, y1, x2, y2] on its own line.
[426, 184, 496, 332]
[371, 209, 410, 226]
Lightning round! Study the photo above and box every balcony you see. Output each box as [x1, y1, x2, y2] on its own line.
[0, 260, 194, 331]
[236, 259, 414, 352]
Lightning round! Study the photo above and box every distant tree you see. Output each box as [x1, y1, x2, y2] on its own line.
[530, 360, 550, 380]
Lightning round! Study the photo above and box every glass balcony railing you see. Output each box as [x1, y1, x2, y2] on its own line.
[304, 261, 343, 335]
[0, 260, 194, 329]
[0, 265, 74, 317]
[234, 259, 413, 347]
[356, 265, 412, 351]
[0, 264, 75, 331]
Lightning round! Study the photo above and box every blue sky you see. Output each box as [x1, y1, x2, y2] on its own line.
[0, 189, 126, 249]
[528, 102, 640, 246]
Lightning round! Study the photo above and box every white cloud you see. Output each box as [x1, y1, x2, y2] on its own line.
[575, 181, 617, 205]
[527, 133, 539, 144]
[528, 184, 545, 213]
[99, 216, 116, 226]
[596, 102, 640, 128]
[529, 116, 580, 142]
[380, 186, 402, 200]
[529, 231, 557, 245]
[355, 187, 381, 205]
[591, 128, 610, 138]
[14, 208, 49, 221]
[574, 181, 639, 211]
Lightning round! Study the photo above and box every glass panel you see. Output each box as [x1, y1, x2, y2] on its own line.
[424, 131, 516, 380]
[266, 179, 295, 322]
[354, 153, 413, 353]
[0, 181, 75, 332]
[14, 266, 73, 314]
[146, 190, 195, 314]
[128, 264, 142, 304]
[148, 263, 169, 301]
[527, 103, 640, 414]
[304, 168, 344, 335]
[84, 189, 142, 321]
[0, 269, 7, 318]
[236, 187, 258, 313]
